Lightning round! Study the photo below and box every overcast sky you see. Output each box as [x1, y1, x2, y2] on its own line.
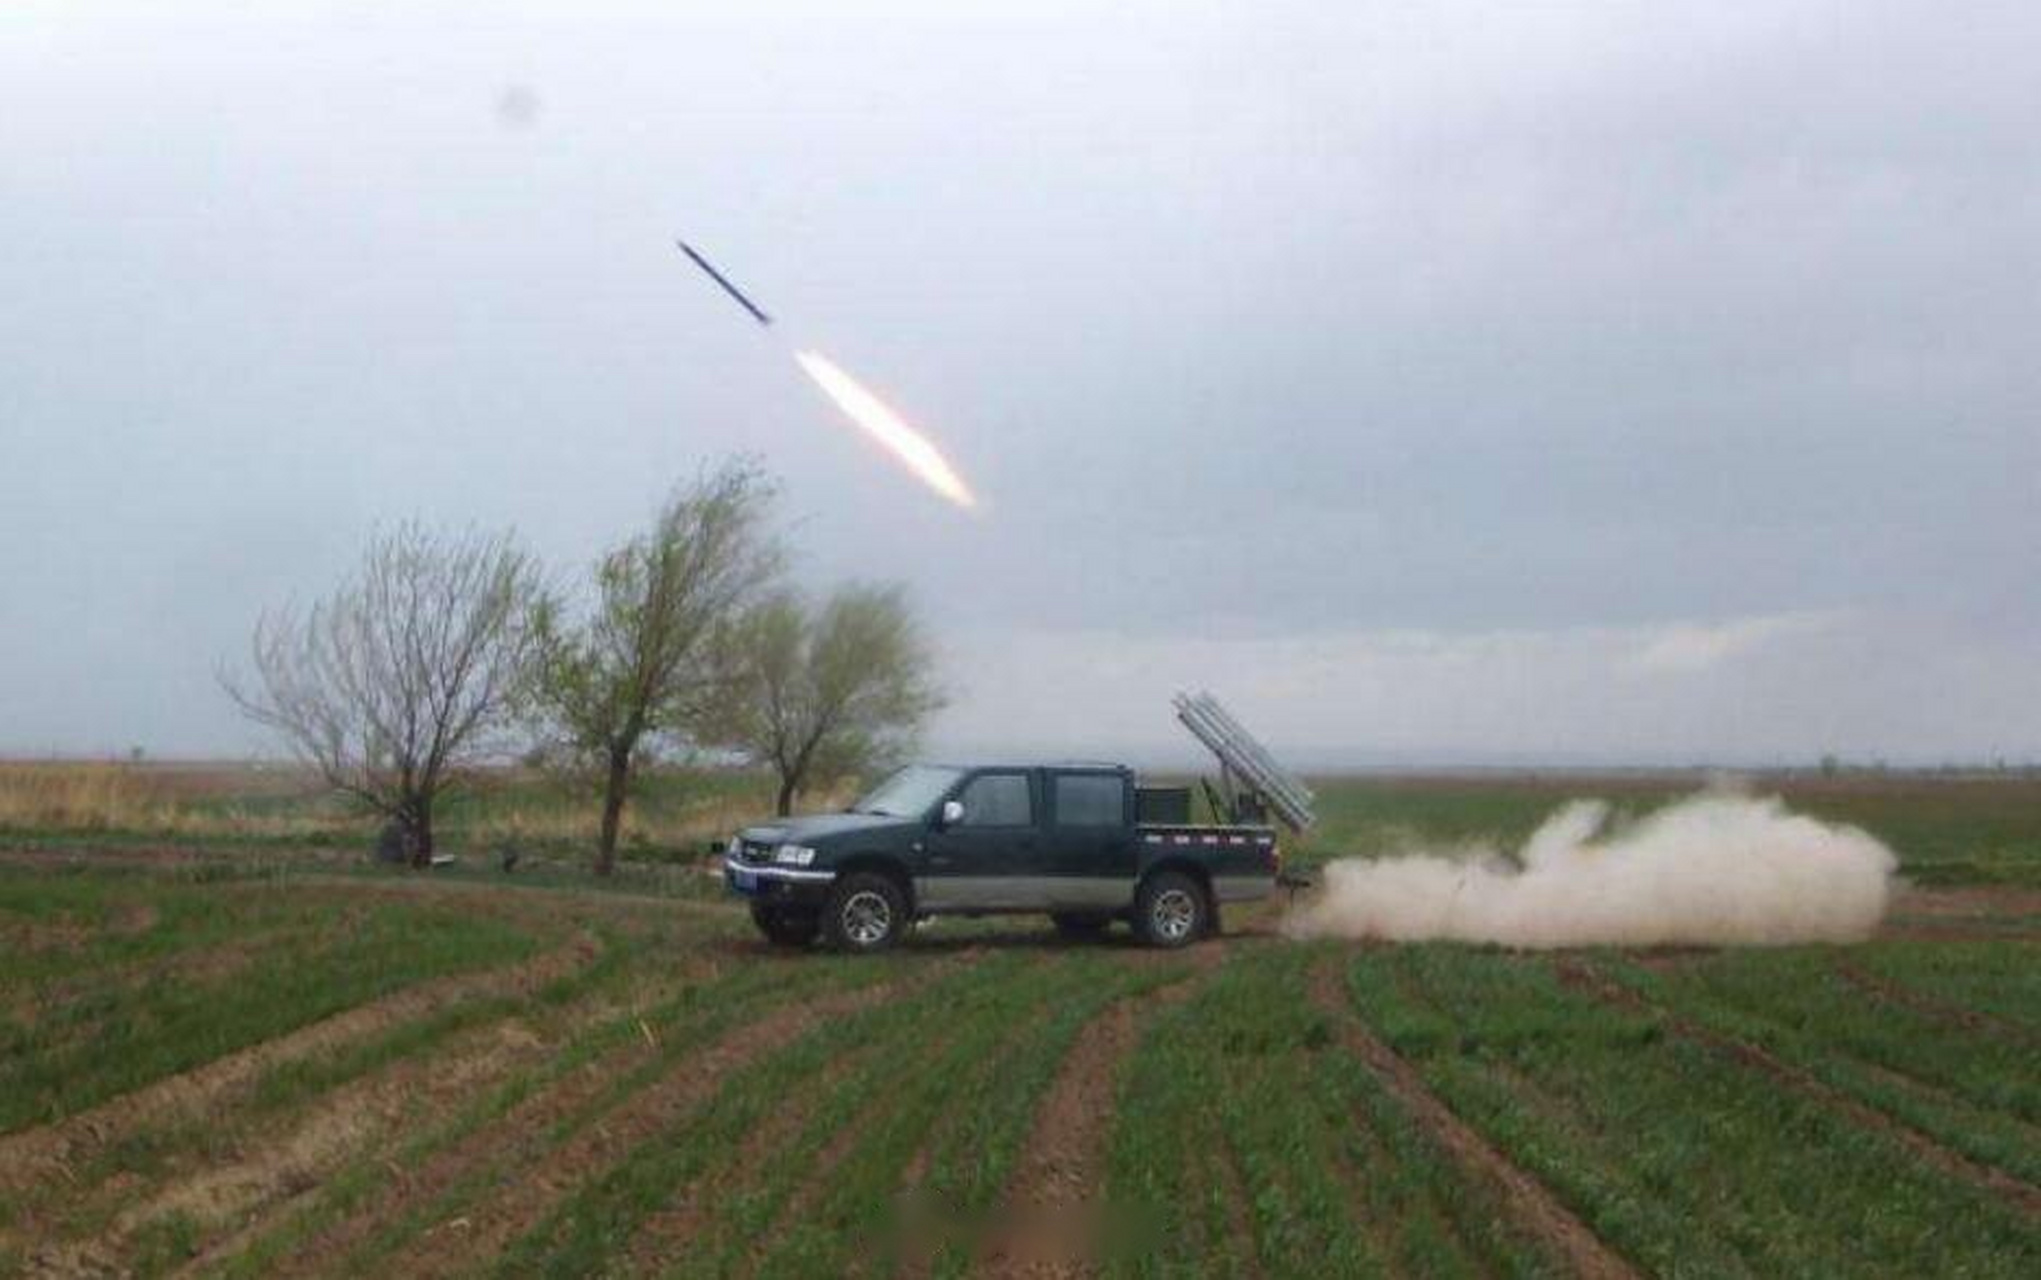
[4, 1, 2037, 765]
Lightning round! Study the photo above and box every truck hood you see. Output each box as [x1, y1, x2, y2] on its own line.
[738, 811, 918, 847]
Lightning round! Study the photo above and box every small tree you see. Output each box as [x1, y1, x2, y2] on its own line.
[720, 583, 944, 815]
[528, 460, 781, 873]
[225, 524, 539, 865]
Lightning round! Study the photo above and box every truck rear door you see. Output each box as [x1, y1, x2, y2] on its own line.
[1043, 769, 1138, 910]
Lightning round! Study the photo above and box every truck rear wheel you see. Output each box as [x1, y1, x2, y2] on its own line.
[1135, 871, 1207, 949]
[823, 872, 908, 953]
[750, 904, 819, 948]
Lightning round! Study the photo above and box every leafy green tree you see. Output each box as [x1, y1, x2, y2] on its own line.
[528, 461, 781, 872]
[719, 583, 945, 815]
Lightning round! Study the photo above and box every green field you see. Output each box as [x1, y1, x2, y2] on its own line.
[2, 772, 2037, 1276]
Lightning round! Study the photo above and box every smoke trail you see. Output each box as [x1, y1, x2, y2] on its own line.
[1284, 791, 1897, 948]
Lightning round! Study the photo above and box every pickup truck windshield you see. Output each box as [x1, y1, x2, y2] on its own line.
[853, 765, 964, 818]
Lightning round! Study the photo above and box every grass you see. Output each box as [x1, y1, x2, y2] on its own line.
[1108, 945, 1560, 1279]
[317, 959, 870, 1278]
[1854, 941, 2041, 1029]
[1341, 943, 2041, 1276]
[0, 870, 539, 1132]
[1, 773, 2037, 1277]
[0, 761, 844, 863]
[217, 955, 843, 1280]
[505, 951, 1025, 1276]
[1599, 944, 2041, 1184]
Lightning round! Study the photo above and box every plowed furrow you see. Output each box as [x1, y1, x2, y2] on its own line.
[617, 1040, 884, 1274]
[220, 960, 763, 1276]
[1565, 961, 2041, 1218]
[1308, 961, 1637, 1280]
[392, 971, 932, 1276]
[0, 934, 598, 1198]
[156, 959, 693, 1279]
[979, 952, 1217, 1278]
[1833, 960, 2038, 1045]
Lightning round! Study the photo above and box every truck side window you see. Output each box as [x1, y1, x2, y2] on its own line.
[958, 773, 1032, 827]
[1053, 774, 1125, 826]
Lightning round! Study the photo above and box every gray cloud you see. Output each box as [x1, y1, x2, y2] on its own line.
[2, 1, 2036, 761]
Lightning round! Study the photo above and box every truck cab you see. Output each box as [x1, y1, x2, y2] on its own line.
[725, 761, 1280, 951]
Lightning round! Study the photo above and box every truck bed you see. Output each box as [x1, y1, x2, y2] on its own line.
[1139, 822, 1279, 853]
[1137, 822, 1281, 901]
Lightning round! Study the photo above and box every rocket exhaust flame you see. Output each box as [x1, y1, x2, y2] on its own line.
[794, 351, 979, 511]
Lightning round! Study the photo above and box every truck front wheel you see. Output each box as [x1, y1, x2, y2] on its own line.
[1135, 871, 1208, 949]
[751, 904, 820, 948]
[823, 873, 908, 953]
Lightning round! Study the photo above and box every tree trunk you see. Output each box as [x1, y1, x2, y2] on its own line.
[776, 738, 818, 817]
[597, 748, 631, 875]
[408, 794, 435, 869]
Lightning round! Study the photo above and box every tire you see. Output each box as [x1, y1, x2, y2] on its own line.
[750, 904, 819, 948]
[1134, 871, 1207, 949]
[823, 872, 908, 953]
[1050, 912, 1113, 939]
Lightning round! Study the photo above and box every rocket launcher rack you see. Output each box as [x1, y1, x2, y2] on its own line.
[1172, 690, 1317, 834]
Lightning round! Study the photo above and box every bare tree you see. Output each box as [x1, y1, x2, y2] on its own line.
[527, 460, 781, 873]
[719, 583, 945, 816]
[225, 523, 539, 866]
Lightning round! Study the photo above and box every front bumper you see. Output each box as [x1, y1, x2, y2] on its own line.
[723, 857, 837, 906]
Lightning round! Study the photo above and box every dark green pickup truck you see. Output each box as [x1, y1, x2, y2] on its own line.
[724, 762, 1282, 952]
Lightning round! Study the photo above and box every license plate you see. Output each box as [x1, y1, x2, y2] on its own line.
[730, 866, 758, 894]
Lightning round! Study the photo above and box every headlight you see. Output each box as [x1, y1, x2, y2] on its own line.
[773, 843, 817, 867]
[726, 836, 742, 858]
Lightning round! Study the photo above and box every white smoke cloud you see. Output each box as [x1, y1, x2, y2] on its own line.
[1284, 791, 1898, 948]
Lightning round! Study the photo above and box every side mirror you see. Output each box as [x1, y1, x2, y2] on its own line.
[938, 799, 965, 828]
